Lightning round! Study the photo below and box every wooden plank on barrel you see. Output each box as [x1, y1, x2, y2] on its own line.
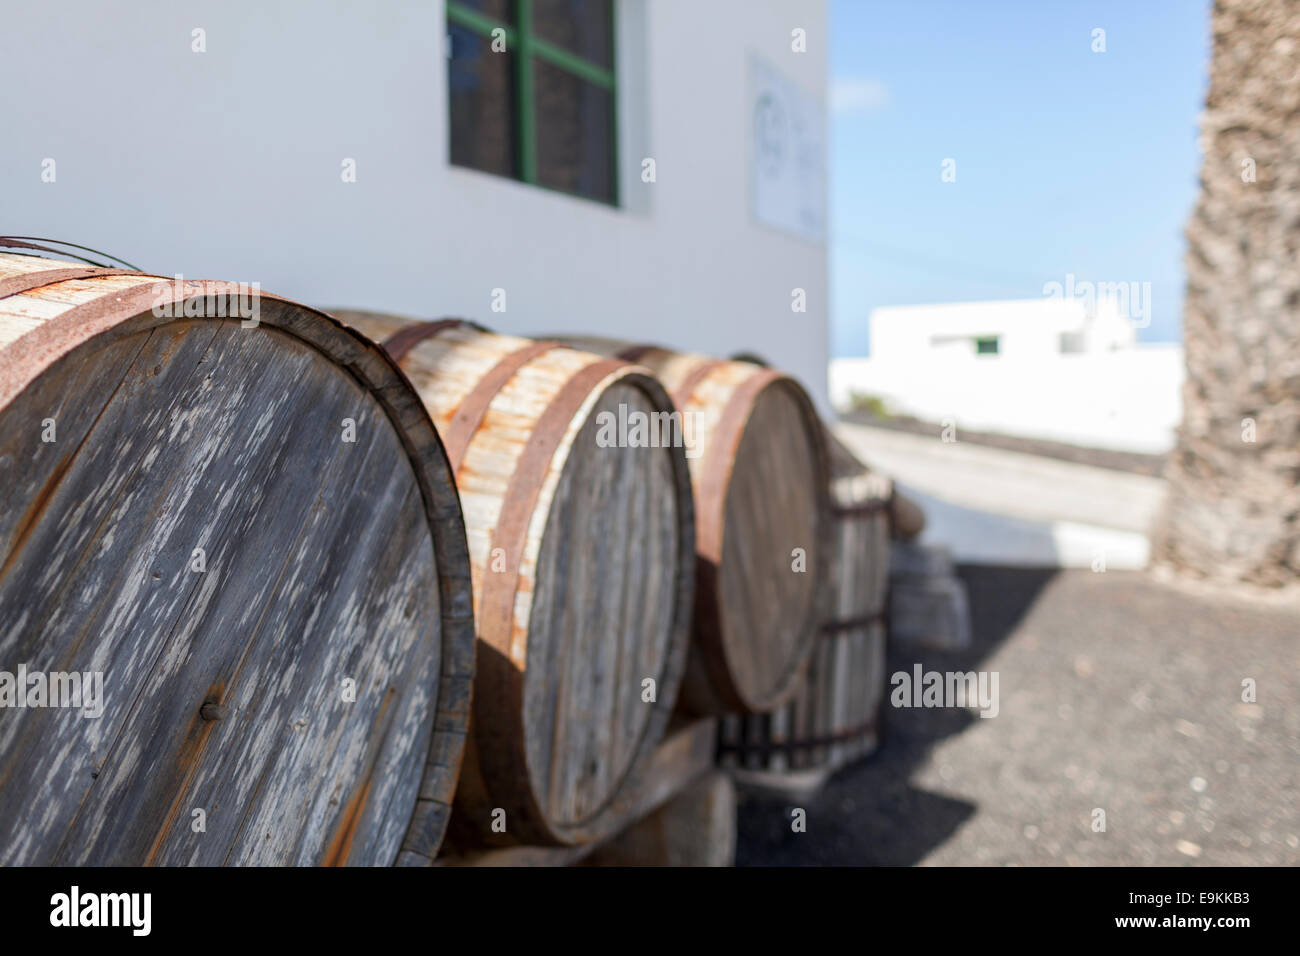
[583, 770, 737, 867]
[435, 717, 717, 866]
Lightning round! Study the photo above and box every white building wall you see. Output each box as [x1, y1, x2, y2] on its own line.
[870, 299, 1103, 362]
[831, 346, 1185, 454]
[0, 0, 830, 410]
[837, 299, 1182, 453]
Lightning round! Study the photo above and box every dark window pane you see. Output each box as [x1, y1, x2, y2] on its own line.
[449, 0, 514, 25]
[533, 0, 613, 69]
[448, 24, 517, 179]
[534, 60, 614, 203]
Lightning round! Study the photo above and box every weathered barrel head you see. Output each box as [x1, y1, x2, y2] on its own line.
[0, 256, 474, 866]
[549, 338, 830, 717]
[720, 428, 891, 783]
[519, 375, 691, 837]
[707, 375, 826, 712]
[334, 313, 695, 847]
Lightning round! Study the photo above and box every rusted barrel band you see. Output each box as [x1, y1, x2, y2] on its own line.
[669, 359, 727, 411]
[0, 278, 281, 413]
[611, 347, 725, 412]
[381, 317, 487, 364]
[473, 355, 628, 829]
[1, 238, 79, 257]
[614, 343, 656, 363]
[717, 717, 880, 756]
[0, 238, 137, 267]
[381, 320, 564, 473]
[442, 340, 563, 473]
[0, 266, 148, 302]
[822, 610, 887, 635]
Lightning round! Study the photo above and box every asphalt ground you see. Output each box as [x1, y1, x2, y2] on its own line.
[736, 566, 1300, 866]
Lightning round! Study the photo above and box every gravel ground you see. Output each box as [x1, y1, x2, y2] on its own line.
[736, 566, 1300, 866]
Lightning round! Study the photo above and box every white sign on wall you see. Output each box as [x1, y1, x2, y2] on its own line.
[748, 54, 827, 243]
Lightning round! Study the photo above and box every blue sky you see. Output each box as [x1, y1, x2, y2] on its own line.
[829, 0, 1210, 356]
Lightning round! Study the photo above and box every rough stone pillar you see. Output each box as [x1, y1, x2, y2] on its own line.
[1155, 0, 1300, 587]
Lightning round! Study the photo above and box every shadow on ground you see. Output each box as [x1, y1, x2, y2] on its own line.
[736, 566, 1058, 865]
[738, 565, 1300, 866]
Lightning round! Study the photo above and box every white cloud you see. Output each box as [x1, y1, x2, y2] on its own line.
[830, 78, 890, 115]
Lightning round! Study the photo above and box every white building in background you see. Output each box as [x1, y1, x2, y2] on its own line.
[830, 298, 1184, 454]
[0, 0, 830, 411]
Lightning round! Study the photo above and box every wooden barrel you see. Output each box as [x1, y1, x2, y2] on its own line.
[0, 255, 475, 866]
[334, 312, 695, 847]
[733, 351, 925, 542]
[719, 429, 891, 781]
[554, 337, 829, 717]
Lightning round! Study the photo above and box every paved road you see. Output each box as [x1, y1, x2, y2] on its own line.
[736, 566, 1300, 866]
[833, 424, 1166, 569]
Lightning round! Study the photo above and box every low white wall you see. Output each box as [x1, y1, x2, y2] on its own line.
[830, 345, 1184, 454]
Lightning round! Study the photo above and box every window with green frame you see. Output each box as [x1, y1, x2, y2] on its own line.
[446, 0, 618, 205]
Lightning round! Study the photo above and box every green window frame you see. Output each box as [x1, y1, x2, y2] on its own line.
[447, 0, 619, 205]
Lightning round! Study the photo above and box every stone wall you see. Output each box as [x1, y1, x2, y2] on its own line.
[1155, 0, 1300, 587]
